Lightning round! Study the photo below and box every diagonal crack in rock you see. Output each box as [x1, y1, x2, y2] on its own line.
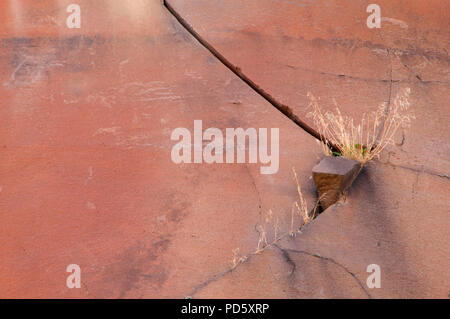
[276, 246, 372, 298]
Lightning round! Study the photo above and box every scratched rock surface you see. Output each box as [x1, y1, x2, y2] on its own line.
[193, 247, 370, 298]
[194, 163, 450, 299]
[278, 163, 450, 298]
[0, 0, 321, 298]
[165, 0, 450, 298]
[1, 0, 449, 299]
[167, 0, 450, 174]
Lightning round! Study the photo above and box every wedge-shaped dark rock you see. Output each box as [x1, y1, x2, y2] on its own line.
[312, 157, 361, 210]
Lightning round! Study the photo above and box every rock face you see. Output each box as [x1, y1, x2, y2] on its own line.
[190, 163, 450, 299]
[164, 0, 449, 299]
[167, 0, 450, 175]
[312, 157, 361, 210]
[0, 0, 320, 298]
[0, 0, 449, 299]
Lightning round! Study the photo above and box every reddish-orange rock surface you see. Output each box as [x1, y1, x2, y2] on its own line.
[0, 0, 448, 298]
[168, 0, 450, 174]
[0, 0, 320, 298]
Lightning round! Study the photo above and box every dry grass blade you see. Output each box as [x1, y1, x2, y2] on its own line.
[307, 88, 414, 164]
[232, 168, 318, 268]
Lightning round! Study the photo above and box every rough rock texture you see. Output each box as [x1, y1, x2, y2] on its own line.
[312, 157, 361, 210]
[0, 0, 319, 298]
[0, 0, 448, 299]
[189, 163, 450, 299]
[278, 164, 450, 299]
[193, 247, 370, 299]
[167, 0, 450, 175]
[164, 0, 450, 298]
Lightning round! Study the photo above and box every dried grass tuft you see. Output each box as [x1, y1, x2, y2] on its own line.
[307, 88, 414, 164]
[231, 168, 319, 268]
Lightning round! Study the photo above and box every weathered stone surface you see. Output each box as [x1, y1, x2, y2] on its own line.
[312, 157, 361, 210]
[0, 0, 319, 298]
[167, 0, 450, 174]
[190, 164, 449, 299]
[0, 0, 448, 299]
[163, 0, 448, 298]
[193, 247, 369, 299]
[278, 164, 450, 298]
